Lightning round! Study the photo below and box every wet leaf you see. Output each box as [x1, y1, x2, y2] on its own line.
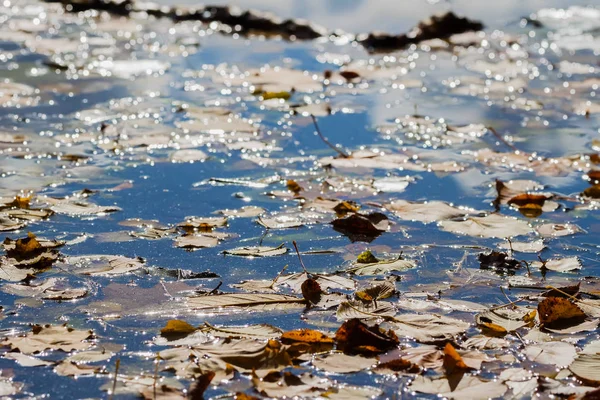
[385, 200, 473, 223]
[63, 255, 145, 276]
[345, 257, 415, 275]
[187, 371, 215, 400]
[531, 256, 581, 273]
[223, 244, 287, 257]
[301, 278, 323, 305]
[524, 341, 576, 366]
[440, 214, 532, 238]
[336, 300, 396, 320]
[335, 318, 399, 355]
[54, 361, 102, 377]
[387, 313, 470, 342]
[570, 355, 600, 383]
[538, 297, 587, 328]
[3, 352, 54, 367]
[187, 293, 306, 310]
[410, 375, 507, 400]
[4, 324, 93, 354]
[160, 320, 197, 338]
[312, 352, 374, 373]
[281, 329, 334, 353]
[331, 212, 389, 242]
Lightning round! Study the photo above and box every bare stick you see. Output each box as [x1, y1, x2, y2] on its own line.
[108, 358, 120, 400]
[311, 115, 349, 158]
[153, 354, 160, 400]
[487, 126, 519, 152]
[292, 241, 309, 274]
[269, 264, 288, 289]
[208, 281, 222, 295]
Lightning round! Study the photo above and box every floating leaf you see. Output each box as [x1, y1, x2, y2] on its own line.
[4, 324, 93, 354]
[64, 255, 145, 276]
[281, 329, 334, 352]
[335, 318, 399, 355]
[160, 320, 197, 338]
[410, 375, 507, 400]
[187, 293, 305, 310]
[312, 352, 374, 373]
[331, 212, 389, 242]
[538, 297, 587, 328]
[387, 313, 470, 342]
[346, 257, 416, 275]
[337, 301, 396, 320]
[524, 341, 576, 366]
[385, 200, 473, 223]
[223, 244, 287, 257]
[531, 257, 581, 273]
[440, 214, 532, 238]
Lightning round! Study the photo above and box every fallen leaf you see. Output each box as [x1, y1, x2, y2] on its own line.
[223, 244, 287, 257]
[187, 293, 306, 311]
[531, 256, 581, 273]
[538, 297, 587, 329]
[440, 214, 532, 238]
[331, 212, 389, 242]
[410, 374, 507, 400]
[387, 313, 470, 342]
[312, 352, 374, 373]
[160, 320, 197, 339]
[281, 329, 334, 352]
[4, 324, 93, 354]
[335, 318, 399, 355]
[345, 257, 416, 275]
[524, 341, 576, 366]
[385, 200, 473, 223]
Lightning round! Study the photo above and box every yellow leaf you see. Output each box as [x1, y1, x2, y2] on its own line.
[160, 319, 196, 337]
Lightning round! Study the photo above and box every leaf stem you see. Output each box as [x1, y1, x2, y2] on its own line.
[311, 115, 349, 158]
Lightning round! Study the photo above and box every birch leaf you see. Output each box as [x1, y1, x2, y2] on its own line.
[440, 214, 532, 238]
[187, 293, 306, 310]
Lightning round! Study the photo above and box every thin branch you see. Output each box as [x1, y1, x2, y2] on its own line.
[487, 126, 520, 152]
[269, 264, 288, 289]
[311, 115, 349, 158]
[292, 241, 310, 274]
[108, 358, 120, 400]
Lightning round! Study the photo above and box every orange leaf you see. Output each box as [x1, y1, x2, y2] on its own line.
[160, 319, 197, 337]
[443, 343, 470, 375]
[538, 297, 586, 328]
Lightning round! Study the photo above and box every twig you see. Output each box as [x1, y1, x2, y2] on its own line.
[310, 115, 349, 158]
[208, 281, 222, 295]
[108, 358, 120, 400]
[269, 264, 288, 289]
[487, 296, 528, 311]
[153, 354, 160, 400]
[292, 241, 310, 274]
[487, 126, 519, 152]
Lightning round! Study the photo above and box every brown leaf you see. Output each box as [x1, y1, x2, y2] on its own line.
[538, 297, 586, 329]
[583, 184, 600, 199]
[331, 212, 388, 242]
[301, 278, 322, 305]
[286, 180, 303, 194]
[376, 358, 420, 373]
[335, 318, 399, 355]
[188, 371, 215, 400]
[281, 329, 334, 353]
